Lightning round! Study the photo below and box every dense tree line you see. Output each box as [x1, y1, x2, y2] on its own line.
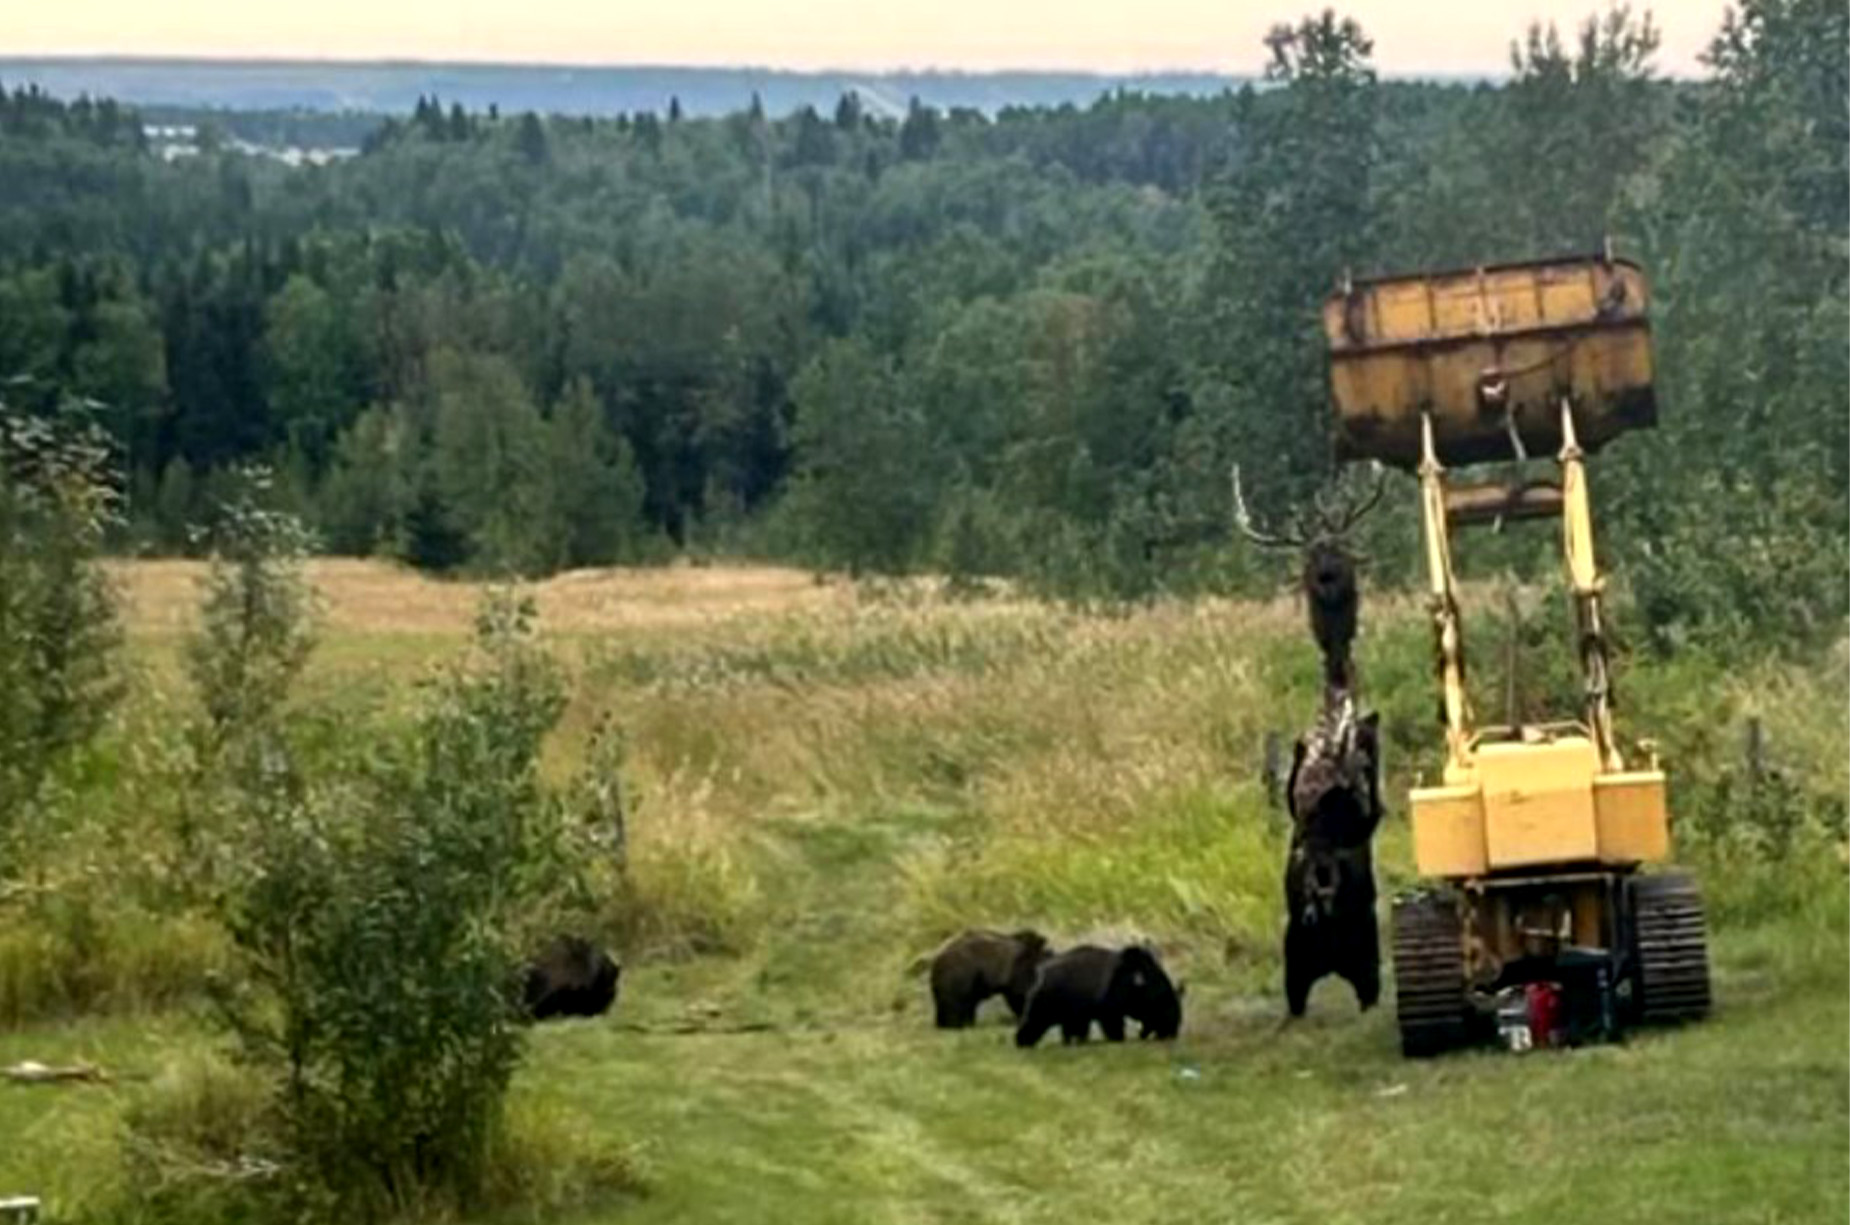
[0, 0, 1842, 648]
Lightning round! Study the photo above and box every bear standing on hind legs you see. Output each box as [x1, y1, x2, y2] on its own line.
[1282, 699, 1384, 1017]
[1283, 830, 1381, 1016]
[1232, 462, 1388, 1019]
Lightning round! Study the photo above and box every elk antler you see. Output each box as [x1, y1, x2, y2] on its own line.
[1326, 461, 1387, 536]
[1231, 464, 1309, 550]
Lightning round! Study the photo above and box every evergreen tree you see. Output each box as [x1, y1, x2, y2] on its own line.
[546, 377, 648, 568]
[899, 97, 942, 160]
[785, 339, 938, 574]
[317, 404, 410, 556]
[515, 112, 548, 165]
[430, 350, 553, 573]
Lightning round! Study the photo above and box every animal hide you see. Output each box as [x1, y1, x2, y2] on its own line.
[1286, 693, 1381, 849]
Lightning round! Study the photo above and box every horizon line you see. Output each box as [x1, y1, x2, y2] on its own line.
[0, 51, 1527, 81]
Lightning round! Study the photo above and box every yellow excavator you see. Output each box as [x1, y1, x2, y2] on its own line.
[1322, 250, 1712, 1055]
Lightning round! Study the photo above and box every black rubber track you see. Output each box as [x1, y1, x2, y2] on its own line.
[1392, 893, 1469, 1057]
[1631, 872, 1713, 1024]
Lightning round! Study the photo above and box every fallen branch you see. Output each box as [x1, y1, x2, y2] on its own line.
[3, 1060, 109, 1085]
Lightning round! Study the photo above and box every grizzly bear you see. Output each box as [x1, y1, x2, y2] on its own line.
[1282, 839, 1380, 1017]
[928, 928, 1052, 1028]
[1282, 701, 1382, 1017]
[522, 935, 621, 1022]
[1014, 945, 1183, 1047]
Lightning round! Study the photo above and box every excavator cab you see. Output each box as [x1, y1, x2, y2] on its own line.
[1322, 251, 1712, 1055]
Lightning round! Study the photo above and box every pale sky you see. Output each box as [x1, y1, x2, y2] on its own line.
[9, 0, 1726, 76]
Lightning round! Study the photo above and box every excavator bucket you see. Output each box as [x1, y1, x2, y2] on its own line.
[1323, 254, 1656, 470]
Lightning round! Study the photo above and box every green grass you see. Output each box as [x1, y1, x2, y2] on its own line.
[2, 565, 1844, 1222]
[529, 936, 1846, 1225]
[3, 911, 1842, 1225]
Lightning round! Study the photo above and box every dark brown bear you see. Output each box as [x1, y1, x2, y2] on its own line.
[1014, 945, 1183, 1047]
[1282, 701, 1383, 1018]
[522, 935, 621, 1022]
[1283, 839, 1380, 1016]
[929, 928, 1051, 1028]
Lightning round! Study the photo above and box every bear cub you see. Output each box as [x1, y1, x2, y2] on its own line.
[522, 935, 621, 1022]
[929, 928, 1052, 1028]
[1015, 944, 1183, 1048]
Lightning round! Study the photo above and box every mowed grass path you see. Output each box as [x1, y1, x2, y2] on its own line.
[1, 561, 1843, 1223]
[497, 805, 1847, 1225]
[4, 903, 1842, 1224]
[527, 930, 1845, 1225]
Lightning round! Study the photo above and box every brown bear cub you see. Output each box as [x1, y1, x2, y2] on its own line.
[522, 935, 621, 1022]
[929, 928, 1052, 1028]
[1014, 945, 1183, 1047]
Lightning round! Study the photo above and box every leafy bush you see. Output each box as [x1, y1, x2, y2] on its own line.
[185, 467, 320, 758]
[112, 1054, 647, 1225]
[211, 590, 575, 1218]
[0, 891, 226, 1026]
[0, 403, 124, 838]
[1621, 466, 1848, 660]
[115, 1053, 286, 1225]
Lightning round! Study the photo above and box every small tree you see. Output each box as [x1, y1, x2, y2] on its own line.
[214, 590, 574, 1218]
[785, 339, 939, 574]
[430, 350, 553, 574]
[185, 466, 319, 762]
[515, 112, 548, 165]
[547, 377, 648, 569]
[0, 402, 124, 835]
[317, 404, 413, 556]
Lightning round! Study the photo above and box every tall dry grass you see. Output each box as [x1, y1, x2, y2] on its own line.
[17, 560, 1837, 1021]
[105, 558, 864, 638]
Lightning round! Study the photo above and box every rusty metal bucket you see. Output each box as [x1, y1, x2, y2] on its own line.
[1323, 254, 1657, 471]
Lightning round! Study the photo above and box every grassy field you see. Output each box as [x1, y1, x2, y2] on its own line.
[2, 560, 1845, 1223]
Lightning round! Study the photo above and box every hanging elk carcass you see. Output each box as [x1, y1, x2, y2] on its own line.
[1232, 463, 1385, 698]
[1232, 463, 1388, 1018]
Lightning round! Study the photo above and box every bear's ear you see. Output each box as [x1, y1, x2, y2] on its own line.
[1175, 981, 1188, 1000]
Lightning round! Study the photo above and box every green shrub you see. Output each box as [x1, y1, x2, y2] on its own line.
[185, 467, 320, 760]
[479, 1093, 651, 1214]
[0, 404, 124, 839]
[111, 1056, 648, 1225]
[0, 893, 227, 1027]
[1622, 465, 1848, 659]
[113, 1053, 286, 1225]
[597, 842, 763, 961]
[212, 590, 576, 1219]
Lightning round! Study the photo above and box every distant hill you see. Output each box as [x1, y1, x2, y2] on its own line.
[0, 57, 1253, 120]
